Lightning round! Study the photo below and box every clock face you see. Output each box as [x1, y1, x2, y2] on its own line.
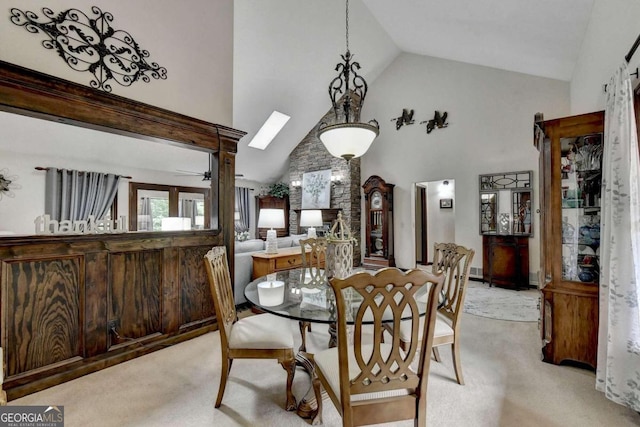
[375, 238, 383, 250]
[371, 191, 382, 209]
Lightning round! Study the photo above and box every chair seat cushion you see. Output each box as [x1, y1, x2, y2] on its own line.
[314, 344, 411, 402]
[229, 314, 294, 349]
[398, 312, 454, 342]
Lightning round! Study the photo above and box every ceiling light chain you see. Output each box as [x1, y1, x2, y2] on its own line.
[345, 0, 349, 53]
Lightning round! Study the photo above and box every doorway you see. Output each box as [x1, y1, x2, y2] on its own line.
[414, 179, 455, 266]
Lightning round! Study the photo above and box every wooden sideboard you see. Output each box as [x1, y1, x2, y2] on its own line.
[482, 235, 530, 289]
[252, 246, 325, 279]
[0, 231, 222, 399]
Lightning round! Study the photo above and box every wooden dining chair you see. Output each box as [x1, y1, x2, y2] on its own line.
[204, 246, 296, 410]
[298, 237, 328, 352]
[311, 268, 444, 426]
[393, 242, 475, 385]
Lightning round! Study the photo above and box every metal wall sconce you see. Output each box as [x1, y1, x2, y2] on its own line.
[291, 180, 302, 188]
[331, 175, 343, 185]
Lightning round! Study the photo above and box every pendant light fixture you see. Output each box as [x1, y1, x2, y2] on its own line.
[318, 0, 379, 162]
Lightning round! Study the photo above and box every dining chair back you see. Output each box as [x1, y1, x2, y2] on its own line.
[298, 237, 328, 351]
[300, 237, 328, 284]
[406, 242, 475, 385]
[312, 268, 444, 426]
[204, 246, 296, 410]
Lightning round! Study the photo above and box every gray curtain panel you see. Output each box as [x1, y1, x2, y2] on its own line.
[138, 197, 152, 230]
[235, 187, 250, 231]
[179, 199, 197, 227]
[45, 168, 121, 221]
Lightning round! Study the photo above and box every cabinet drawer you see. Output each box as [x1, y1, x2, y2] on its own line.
[275, 255, 303, 270]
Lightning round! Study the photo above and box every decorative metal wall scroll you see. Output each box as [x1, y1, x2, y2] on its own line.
[0, 169, 20, 200]
[10, 6, 167, 92]
[391, 108, 414, 130]
[420, 111, 448, 134]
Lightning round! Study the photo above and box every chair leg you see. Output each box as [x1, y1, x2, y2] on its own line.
[311, 375, 323, 426]
[281, 359, 297, 411]
[432, 346, 442, 362]
[451, 341, 465, 385]
[215, 356, 232, 408]
[415, 396, 427, 427]
[299, 321, 309, 352]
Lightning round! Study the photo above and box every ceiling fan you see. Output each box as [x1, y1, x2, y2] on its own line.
[174, 153, 243, 180]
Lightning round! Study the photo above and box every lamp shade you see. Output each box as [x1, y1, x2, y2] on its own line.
[258, 208, 285, 229]
[318, 122, 379, 160]
[299, 210, 323, 227]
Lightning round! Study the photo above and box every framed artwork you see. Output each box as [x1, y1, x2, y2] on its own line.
[302, 169, 331, 209]
[440, 198, 453, 209]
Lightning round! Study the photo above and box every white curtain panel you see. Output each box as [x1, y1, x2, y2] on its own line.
[596, 61, 640, 411]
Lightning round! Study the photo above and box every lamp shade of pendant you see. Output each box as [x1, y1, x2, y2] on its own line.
[318, 123, 379, 161]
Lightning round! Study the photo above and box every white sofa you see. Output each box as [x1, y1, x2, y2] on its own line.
[233, 234, 306, 305]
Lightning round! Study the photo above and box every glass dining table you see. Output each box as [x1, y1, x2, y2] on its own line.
[243, 267, 438, 421]
[244, 267, 436, 326]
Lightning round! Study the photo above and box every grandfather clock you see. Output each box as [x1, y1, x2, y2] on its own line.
[363, 175, 395, 269]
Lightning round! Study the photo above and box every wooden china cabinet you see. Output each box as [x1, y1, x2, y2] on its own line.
[362, 175, 395, 269]
[535, 111, 604, 369]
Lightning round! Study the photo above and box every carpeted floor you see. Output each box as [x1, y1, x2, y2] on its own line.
[10, 310, 640, 426]
[463, 281, 540, 322]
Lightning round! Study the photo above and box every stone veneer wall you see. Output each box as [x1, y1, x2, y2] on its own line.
[287, 122, 362, 266]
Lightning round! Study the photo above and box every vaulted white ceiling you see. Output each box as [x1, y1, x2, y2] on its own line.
[233, 0, 595, 183]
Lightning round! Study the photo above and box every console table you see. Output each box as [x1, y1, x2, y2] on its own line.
[482, 235, 530, 290]
[251, 246, 325, 279]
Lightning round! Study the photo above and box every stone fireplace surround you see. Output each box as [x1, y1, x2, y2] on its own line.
[287, 122, 362, 266]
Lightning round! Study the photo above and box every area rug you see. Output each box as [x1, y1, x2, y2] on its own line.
[463, 281, 540, 322]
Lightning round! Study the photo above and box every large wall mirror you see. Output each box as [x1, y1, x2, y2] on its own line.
[479, 170, 533, 236]
[0, 61, 243, 236]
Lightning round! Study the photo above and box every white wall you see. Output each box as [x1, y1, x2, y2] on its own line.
[362, 53, 571, 277]
[0, 0, 234, 125]
[426, 180, 456, 256]
[570, 0, 640, 114]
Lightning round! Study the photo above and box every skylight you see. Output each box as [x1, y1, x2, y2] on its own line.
[247, 111, 290, 150]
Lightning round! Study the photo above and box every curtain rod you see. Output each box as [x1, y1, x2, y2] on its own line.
[603, 67, 639, 92]
[602, 33, 640, 92]
[35, 166, 132, 180]
[626, 33, 640, 63]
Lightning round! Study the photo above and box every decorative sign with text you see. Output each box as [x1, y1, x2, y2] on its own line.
[34, 214, 128, 235]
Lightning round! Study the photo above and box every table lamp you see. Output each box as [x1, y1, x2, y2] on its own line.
[299, 209, 323, 238]
[258, 208, 285, 253]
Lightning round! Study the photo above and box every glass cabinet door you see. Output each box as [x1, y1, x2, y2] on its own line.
[369, 190, 384, 256]
[560, 133, 602, 283]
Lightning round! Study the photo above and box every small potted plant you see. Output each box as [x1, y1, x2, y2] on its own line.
[267, 182, 290, 198]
